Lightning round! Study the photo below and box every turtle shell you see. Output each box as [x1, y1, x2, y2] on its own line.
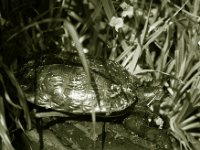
[17, 52, 139, 115]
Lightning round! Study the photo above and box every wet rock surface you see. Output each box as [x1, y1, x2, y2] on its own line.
[22, 117, 172, 150]
[123, 115, 172, 149]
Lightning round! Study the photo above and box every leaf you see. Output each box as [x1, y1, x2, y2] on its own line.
[0, 96, 15, 150]
[64, 20, 97, 141]
[1, 63, 31, 129]
[101, 0, 115, 21]
[140, 0, 153, 45]
[126, 43, 142, 74]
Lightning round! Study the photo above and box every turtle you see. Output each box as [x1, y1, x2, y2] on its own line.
[17, 52, 142, 116]
[16, 52, 172, 149]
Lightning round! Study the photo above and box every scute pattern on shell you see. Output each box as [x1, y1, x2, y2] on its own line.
[18, 52, 138, 115]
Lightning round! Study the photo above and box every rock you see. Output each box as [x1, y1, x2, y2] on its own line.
[24, 129, 71, 150]
[123, 115, 172, 149]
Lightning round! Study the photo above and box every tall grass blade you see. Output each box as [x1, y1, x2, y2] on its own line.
[101, 0, 115, 20]
[0, 96, 14, 150]
[127, 44, 142, 73]
[64, 20, 97, 141]
[140, 0, 152, 45]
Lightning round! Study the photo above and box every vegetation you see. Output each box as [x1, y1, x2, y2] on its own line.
[0, 0, 200, 149]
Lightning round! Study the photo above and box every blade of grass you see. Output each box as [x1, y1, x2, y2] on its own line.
[190, 132, 200, 137]
[175, 98, 191, 124]
[143, 24, 168, 50]
[192, 0, 200, 16]
[115, 45, 134, 63]
[182, 122, 200, 131]
[80, 2, 102, 34]
[170, 114, 191, 150]
[180, 70, 200, 94]
[63, 21, 90, 85]
[34, 111, 70, 118]
[145, 49, 154, 69]
[0, 96, 14, 150]
[155, 27, 170, 79]
[101, 0, 115, 21]
[148, 18, 165, 34]
[140, 0, 152, 45]
[166, 59, 175, 74]
[185, 131, 200, 150]
[0, 74, 21, 109]
[1, 63, 31, 129]
[177, 57, 186, 79]
[63, 20, 97, 141]
[144, 0, 188, 52]
[190, 77, 200, 105]
[126, 42, 142, 73]
[6, 18, 65, 42]
[184, 61, 200, 82]
[180, 113, 200, 126]
[133, 69, 172, 77]
[167, 0, 200, 22]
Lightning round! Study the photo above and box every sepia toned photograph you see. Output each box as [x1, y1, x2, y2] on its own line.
[0, 0, 200, 149]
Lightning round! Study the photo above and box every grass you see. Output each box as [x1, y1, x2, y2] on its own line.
[0, 0, 200, 149]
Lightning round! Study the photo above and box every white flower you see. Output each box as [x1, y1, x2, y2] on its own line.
[154, 116, 164, 129]
[120, 2, 134, 18]
[198, 41, 200, 47]
[109, 16, 124, 32]
[120, 2, 129, 9]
